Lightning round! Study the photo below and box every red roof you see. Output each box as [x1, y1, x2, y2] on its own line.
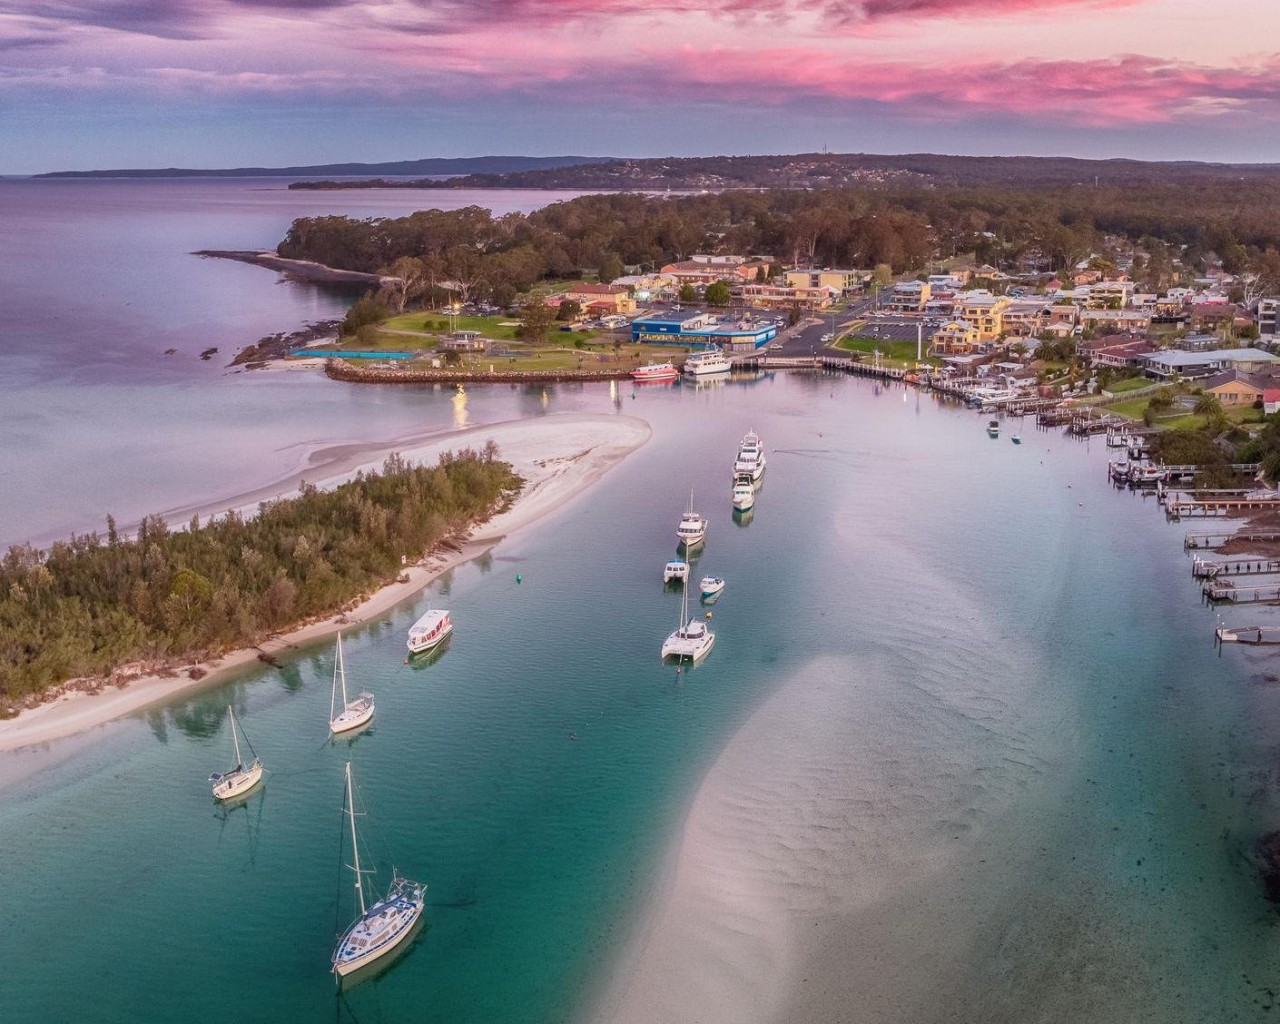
[1265, 389, 1280, 402]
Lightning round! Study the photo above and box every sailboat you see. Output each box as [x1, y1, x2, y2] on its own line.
[661, 568, 716, 662]
[329, 635, 374, 735]
[209, 705, 264, 801]
[332, 762, 427, 981]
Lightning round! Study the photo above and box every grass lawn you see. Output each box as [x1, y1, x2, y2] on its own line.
[1104, 376, 1152, 394]
[362, 339, 686, 373]
[381, 312, 526, 342]
[1106, 397, 1152, 420]
[835, 336, 935, 367]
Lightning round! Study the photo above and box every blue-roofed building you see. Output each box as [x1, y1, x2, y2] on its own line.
[1143, 347, 1279, 379]
[630, 310, 778, 352]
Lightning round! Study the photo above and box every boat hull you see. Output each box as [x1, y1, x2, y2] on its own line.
[732, 494, 754, 510]
[333, 889, 426, 978]
[330, 699, 375, 734]
[407, 622, 453, 655]
[661, 630, 716, 662]
[211, 762, 264, 801]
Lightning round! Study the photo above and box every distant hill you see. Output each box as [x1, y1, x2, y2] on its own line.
[33, 156, 611, 179]
[288, 152, 1280, 191]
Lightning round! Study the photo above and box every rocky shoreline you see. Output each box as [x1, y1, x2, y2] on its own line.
[323, 358, 633, 385]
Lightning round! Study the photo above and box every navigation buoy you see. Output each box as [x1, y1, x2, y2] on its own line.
[705, 611, 713, 620]
[516, 574, 522, 584]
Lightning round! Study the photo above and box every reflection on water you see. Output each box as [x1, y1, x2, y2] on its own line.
[452, 386, 469, 429]
[336, 915, 428, 994]
[405, 635, 451, 672]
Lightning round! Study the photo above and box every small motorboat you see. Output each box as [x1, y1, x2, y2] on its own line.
[1011, 434, 1022, 445]
[664, 559, 689, 584]
[699, 576, 725, 598]
[986, 419, 1000, 438]
[407, 608, 452, 655]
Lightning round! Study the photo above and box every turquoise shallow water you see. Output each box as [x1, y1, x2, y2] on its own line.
[2, 373, 1279, 1023]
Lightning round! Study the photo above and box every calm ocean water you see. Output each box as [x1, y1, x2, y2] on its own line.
[0, 178, 593, 547]
[2, 182, 1279, 1023]
[1, 372, 1279, 1024]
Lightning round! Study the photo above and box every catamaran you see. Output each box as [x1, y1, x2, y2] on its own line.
[332, 762, 427, 982]
[676, 491, 707, 548]
[664, 558, 689, 584]
[209, 705, 264, 801]
[329, 635, 374, 735]
[661, 571, 716, 662]
[407, 608, 452, 656]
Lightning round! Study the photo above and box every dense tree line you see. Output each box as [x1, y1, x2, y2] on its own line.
[277, 184, 1280, 307]
[0, 448, 520, 707]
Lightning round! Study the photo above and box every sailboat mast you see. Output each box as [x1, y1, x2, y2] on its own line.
[330, 639, 340, 721]
[338, 635, 349, 706]
[345, 762, 367, 917]
[228, 705, 243, 766]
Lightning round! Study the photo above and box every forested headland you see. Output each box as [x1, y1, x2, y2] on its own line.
[0, 447, 520, 711]
[276, 183, 1280, 310]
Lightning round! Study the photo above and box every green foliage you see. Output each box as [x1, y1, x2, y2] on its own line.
[518, 300, 556, 343]
[704, 281, 732, 306]
[557, 299, 582, 322]
[341, 296, 389, 338]
[0, 451, 520, 707]
[597, 253, 624, 283]
[679, 283, 697, 303]
[1149, 429, 1225, 466]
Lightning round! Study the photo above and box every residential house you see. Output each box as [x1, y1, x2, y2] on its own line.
[1257, 297, 1280, 339]
[1265, 388, 1280, 415]
[1079, 309, 1152, 333]
[1205, 369, 1265, 406]
[1086, 280, 1135, 308]
[555, 283, 637, 314]
[1188, 302, 1241, 332]
[1000, 300, 1050, 337]
[660, 255, 771, 287]
[1144, 347, 1280, 380]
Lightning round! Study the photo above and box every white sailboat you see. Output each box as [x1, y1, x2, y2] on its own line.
[332, 762, 426, 981]
[661, 570, 716, 662]
[329, 635, 374, 735]
[209, 705, 264, 801]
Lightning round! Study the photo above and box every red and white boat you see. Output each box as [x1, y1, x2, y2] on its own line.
[631, 361, 679, 382]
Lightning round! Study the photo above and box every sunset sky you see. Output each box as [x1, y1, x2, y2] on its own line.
[4, 0, 1279, 172]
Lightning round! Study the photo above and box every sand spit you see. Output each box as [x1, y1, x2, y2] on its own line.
[0, 413, 650, 755]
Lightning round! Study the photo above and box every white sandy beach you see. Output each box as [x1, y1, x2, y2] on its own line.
[0, 412, 650, 755]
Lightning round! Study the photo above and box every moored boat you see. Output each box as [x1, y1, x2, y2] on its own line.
[664, 559, 689, 584]
[1011, 434, 1022, 445]
[661, 573, 716, 662]
[676, 490, 707, 547]
[700, 576, 725, 598]
[407, 609, 452, 655]
[332, 762, 426, 982]
[682, 348, 732, 377]
[209, 705, 264, 801]
[732, 475, 755, 511]
[329, 635, 374, 735]
[631, 361, 679, 382]
[987, 419, 1000, 438]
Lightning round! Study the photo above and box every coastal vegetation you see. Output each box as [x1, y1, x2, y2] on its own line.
[0, 448, 520, 711]
[276, 184, 1280, 309]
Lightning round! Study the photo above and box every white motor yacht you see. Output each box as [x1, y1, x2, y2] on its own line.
[682, 349, 732, 377]
[676, 491, 707, 547]
[732, 475, 755, 511]
[733, 450, 765, 482]
[700, 576, 726, 598]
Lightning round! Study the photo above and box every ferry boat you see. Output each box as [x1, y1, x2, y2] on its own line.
[676, 491, 708, 547]
[407, 609, 452, 655]
[732, 476, 755, 511]
[332, 762, 426, 981]
[631, 361, 679, 382]
[682, 349, 732, 378]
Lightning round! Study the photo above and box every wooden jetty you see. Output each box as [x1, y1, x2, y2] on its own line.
[1166, 495, 1280, 520]
[1192, 556, 1280, 579]
[1185, 530, 1280, 550]
[1202, 581, 1280, 603]
[1215, 623, 1280, 645]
